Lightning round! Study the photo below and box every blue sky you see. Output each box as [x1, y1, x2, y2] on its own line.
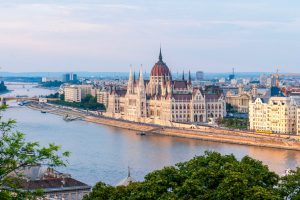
[1, 0, 300, 73]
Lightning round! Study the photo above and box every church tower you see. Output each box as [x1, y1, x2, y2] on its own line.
[136, 68, 147, 118]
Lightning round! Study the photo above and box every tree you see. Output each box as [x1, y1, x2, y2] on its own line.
[60, 93, 65, 101]
[0, 105, 69, 199]
[0, 81, 8, 93]
[278, 168, 300, 200]
[83, 151, 281, 200]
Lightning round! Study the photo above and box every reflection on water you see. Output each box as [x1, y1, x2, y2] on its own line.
[1, 83, 300, 185]
[4, 106, 300, 185]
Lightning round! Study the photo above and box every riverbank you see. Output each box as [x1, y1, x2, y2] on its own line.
[27, 103, 300, 151]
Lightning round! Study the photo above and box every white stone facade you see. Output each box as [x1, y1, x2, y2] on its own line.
[104, 50, 226, 126]
[249, 96, 300, 134]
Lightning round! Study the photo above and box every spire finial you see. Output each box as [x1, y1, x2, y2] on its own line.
[128, 166, 131, 177]
[133, 70, 136, 83]
[159, 46, 162, 62]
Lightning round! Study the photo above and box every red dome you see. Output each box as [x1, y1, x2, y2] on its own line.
[151, 61, 171, 76]
[150, 48, 171, 77]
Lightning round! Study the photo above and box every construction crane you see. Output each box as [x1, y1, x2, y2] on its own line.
[271, 69, 300, 87]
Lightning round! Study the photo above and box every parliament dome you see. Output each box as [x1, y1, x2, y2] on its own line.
[150, 48, 171, 77]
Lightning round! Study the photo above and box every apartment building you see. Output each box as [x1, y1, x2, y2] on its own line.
[249, 96, 300, 134]
[64, 86, 82, 102]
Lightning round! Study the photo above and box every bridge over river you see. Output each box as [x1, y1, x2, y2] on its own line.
[0, 96, 59, 105]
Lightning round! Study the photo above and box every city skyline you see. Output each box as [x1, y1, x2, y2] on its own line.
[1, 1, 300, 73]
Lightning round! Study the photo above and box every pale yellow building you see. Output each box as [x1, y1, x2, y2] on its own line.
[64, 85, 82, 102]
[79, 85, 93, 99]
[63, 85, 95, 102]
[249, 96, 300, 134]
[97, 90, 109, 108]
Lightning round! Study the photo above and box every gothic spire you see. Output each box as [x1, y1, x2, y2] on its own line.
[182, 70, 185, 80]
[128, 66, 133, 81]
[159, 47, 163, 62]
[127, 67, 134, 94]
[139, 66, 144, 85]
[128, 166, 131, 177]
[188, 70, 192, 84]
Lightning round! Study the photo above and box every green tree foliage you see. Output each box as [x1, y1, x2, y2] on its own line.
[0, 81, 8, 93]
[83, 151, 282, 200]
[40, 80, 63, 88]
[45, 92, 59, 98]
[50, 94, 105, 111]
[278, 168, 300, 200]
[226, 103, 235, 113]
[60, 93, 65, 101]
[220, 117, 249, 129]
[0, 105, 69, 199]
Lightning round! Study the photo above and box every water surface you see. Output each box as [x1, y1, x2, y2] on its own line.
[2, 83, 300, 185]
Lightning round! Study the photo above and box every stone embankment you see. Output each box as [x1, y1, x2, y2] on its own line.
[28, 103, 300, 151]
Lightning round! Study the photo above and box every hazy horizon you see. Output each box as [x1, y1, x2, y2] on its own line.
[1, 1, 300, 73]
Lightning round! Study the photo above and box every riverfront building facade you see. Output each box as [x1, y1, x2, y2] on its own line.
[225, 85, 257, 113]
[64, 85, 94, 102]
[249, 96, 300, 134]
[104, 49, 226, 126]
[64, 85, 82, 102]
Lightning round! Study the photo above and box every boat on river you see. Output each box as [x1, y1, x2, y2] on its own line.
[63, 114, 80, 121]
[136, 132, 146, 136]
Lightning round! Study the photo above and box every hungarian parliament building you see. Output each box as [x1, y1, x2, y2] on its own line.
[104, 49, 226, 126]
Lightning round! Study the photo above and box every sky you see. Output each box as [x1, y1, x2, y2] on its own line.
[1, 0, 300, 73]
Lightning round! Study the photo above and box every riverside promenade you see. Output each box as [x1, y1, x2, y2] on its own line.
[28, 103, 300, 151]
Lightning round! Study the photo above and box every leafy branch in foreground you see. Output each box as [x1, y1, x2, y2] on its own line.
[84, 151, 300, 200]
[0, 105, 70, 199]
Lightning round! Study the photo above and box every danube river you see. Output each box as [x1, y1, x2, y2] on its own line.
[2, 83, 300, 186]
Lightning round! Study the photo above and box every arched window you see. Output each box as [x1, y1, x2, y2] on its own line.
[200, 115, 203, 122]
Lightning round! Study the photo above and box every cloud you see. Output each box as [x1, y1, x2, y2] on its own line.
[0, 1, 300, 72]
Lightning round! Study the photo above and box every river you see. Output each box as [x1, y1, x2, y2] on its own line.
[2, 82, 300, 186]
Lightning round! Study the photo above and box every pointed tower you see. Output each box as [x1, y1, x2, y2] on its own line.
[137, 66, 147, 118]
[159, 46, 163, 62]
[133, 70, 136, 83]
[127, 67, 134, 94]
[138, 67, 145, 95]
[188, 70, 192, 85]
[182, 70, 185, 80]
